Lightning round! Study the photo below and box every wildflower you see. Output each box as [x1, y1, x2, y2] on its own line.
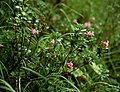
[31, 28, 38, 34]
[84, 22, 92, 27]
[67, 62, 73, 68]
[84, 31, 94, 36]
[101, 41, 109, 48]
[72, 19, 77, 24]
[50, 39, 55, 44]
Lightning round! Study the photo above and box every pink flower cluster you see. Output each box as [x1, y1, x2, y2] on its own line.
[101, 41, 109, 48]
[31, 28, 39, 34]
[67, 62, 73, 68]
[84, 31, 94, 36]
[84, 22, 92, 27]
[50, 39, 55, 44]
[72, 19, 77, 24]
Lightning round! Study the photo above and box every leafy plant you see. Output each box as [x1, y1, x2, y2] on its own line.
[0, 0, 120, 92]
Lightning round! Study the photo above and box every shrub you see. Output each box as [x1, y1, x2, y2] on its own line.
[0, 0, 120, 92]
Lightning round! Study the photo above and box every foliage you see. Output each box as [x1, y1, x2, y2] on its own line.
[0, 0, 120, 92]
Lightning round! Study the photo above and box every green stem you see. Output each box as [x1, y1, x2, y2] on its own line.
[91, 81, 119, 89]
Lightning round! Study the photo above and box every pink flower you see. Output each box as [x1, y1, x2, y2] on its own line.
[84, 22, 92, 27]
[84, 31, 94, 36]
[67, 62, 73, 68]
[31, 28, 38, 34]
[50, 39, 55, 44]
[72, 19, 77, 24]
[101, 41, 109, 48]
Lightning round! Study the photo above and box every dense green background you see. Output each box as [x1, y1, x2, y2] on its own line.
[0, 0, 120, 92]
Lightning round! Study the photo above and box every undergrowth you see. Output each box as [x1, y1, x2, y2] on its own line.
[0, 0, 120, 92]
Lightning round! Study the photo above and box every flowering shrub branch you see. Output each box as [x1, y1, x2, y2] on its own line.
[0, 0, 119, 92]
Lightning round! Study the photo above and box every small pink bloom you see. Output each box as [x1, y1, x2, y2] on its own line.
[101, 41, 109, 48]
[72, 19, 77, 24]
[31, 28, 38, 34]
[84, 22, 92, 27]
[50, 39, 55, 44]
[67, 62, 73, 68]
[84, 31, 94, 36]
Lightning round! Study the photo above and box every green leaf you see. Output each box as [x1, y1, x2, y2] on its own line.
[22, 67, 47, 81]
[89, 62, 101, 75]
[53, 74, 81, 92]
[0, 79, 16, 92]
[71, 69, 83, 77]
